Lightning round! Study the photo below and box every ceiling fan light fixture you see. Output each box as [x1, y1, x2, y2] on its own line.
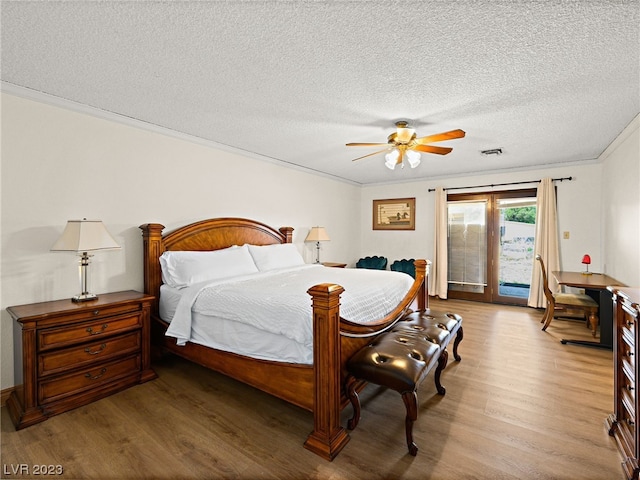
[406, 150, 421, 168]
[384, 150, 398, 170]
[347, 122, 464, 168]
[395, 125, 415, 143]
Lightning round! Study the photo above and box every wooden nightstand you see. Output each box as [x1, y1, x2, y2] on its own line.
[6, 290, 157, 430]
[322, 262, 347, 268]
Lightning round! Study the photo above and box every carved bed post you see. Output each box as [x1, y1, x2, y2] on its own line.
[304, 283, 350, 461]
[279, 226, 294, 244]
[139, 223, 165, 317]
[414, 259, 429, 312]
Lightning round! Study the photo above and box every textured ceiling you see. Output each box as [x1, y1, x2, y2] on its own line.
[1, 1, 638, 185]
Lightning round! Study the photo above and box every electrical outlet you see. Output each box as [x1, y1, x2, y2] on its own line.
[563, 231, 570, 239]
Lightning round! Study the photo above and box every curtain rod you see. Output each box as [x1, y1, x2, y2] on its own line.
[427, 176, 573, 192]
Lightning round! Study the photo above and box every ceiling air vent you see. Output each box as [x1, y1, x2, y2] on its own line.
[481, 148, 503, 156]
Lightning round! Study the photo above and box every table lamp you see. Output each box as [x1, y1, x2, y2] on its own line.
[581, 254, 592, 275]
[305, 227, 330, 263]
[51, 219, 121, 301]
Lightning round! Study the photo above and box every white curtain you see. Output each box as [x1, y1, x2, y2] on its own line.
[430, 187, 448, 299]
[528, 178, 560, 308]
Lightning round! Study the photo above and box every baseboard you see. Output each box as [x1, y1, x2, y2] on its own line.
[1, 386, 16, 407]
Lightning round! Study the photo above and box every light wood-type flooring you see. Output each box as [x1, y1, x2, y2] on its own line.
[1, 298, 624, 479]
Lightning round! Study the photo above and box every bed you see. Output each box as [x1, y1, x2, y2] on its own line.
[140, 217, 429, 460]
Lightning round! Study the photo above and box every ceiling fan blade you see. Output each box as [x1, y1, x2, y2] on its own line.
[415, 129, 466, 145]
[413, 144, 453, 155]
[351, 148, 390, 162]
[346, 142, 389, 147]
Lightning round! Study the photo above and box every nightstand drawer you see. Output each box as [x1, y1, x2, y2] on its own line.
[38, 313, 142, 351]
[38, 331, 141, 377]
[44, 302, 143, 325]
[38, 354, 141, 404]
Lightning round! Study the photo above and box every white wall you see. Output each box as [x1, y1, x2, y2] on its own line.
[601, 114, 640, 286]
[359, 163, 606, 274]
[0, 92, 361, 390]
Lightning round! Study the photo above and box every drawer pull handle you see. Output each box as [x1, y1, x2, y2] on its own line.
[627, 385, 635, 391]
[85, 368, 107, 380]
[86, 324, 108, 335]
[627, 418, 635, 426]
[627, 321, 634, 328]
[628, 351, 635, 357]
[93, 310, 100, 316]
[84, 344, 107, 355]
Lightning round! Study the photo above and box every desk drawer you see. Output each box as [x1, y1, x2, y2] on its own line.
[38, 331, 141, 377]
[38, 313, 142, 351]
[38, 355, 141, 404]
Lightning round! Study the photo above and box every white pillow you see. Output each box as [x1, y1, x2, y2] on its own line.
[247, 243, 305, 271]
[159, 244, 259, 289]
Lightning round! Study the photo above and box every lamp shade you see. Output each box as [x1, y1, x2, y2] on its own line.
[581, 254, 591, 265]
[51, 219, 121, 253]
[305, 226, 330, 243]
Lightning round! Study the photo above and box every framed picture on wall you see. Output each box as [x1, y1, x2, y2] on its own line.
[372, 197, 416, 230]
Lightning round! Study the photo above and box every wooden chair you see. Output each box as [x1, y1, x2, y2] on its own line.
[390, 259, 416, 278]
[355, 256, 387, 270]
[535, 255, 599, 336]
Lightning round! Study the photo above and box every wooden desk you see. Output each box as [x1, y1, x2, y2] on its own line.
[552, 271, 626, 349]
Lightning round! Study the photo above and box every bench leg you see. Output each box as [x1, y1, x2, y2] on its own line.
[345, 375, 361, 430]
[401, 391, 419, 456]
[452, 326, 463, 361]
[434, 349, 448, 395]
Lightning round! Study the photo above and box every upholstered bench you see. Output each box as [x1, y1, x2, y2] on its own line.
[403, 310, 464, 364]
[345, 310, 463, 456]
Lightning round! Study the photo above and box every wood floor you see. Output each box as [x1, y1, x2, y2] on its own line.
[1, 299, 624, 479]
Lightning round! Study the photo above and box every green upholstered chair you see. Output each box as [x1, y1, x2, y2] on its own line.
[390, 259, 416, 278]
[355, 256, 388, 270]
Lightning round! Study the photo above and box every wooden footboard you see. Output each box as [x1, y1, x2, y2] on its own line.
[304, 259, 427, 460]
[140, 219, 428, 461]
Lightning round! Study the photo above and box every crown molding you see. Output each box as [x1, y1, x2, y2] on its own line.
[599, 113, 640, 162]
[0, 82, 360, 186]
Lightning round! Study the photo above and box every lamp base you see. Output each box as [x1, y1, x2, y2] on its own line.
[72, 293, 98, 302]
[581, 271, 593, 276]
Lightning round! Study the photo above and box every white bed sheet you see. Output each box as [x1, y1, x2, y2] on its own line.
[160, 264, 415, 364]
[160, 284, 311, 363]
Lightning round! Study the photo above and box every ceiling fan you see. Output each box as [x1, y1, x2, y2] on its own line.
[346, 121, 465, 170]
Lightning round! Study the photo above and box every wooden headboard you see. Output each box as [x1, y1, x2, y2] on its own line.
[139, 217, 294, 316]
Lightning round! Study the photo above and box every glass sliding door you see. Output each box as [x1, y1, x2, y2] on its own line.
[447, 199, 489, 301]
[447, 189, 537, 305]
[492, 192, 537, 305]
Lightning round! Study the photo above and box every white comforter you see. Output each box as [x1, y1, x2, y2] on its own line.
[166, 264, 414, 347]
